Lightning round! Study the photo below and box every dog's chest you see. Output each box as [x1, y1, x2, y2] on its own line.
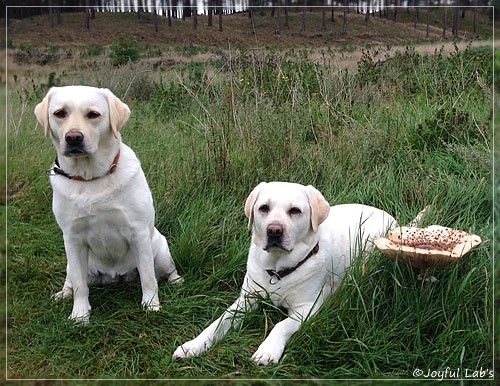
[70, 207, 133, 257]
[247, 267, 320, 309]
[53, 185, 137, 257]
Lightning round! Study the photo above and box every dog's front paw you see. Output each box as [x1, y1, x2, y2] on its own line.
[142, 293, 160, 311]
[251, 341, 285, 366]
[53, 290, 71, 301]
[172, 339, 208, 360]
[53, 285, 73, 301]
[69, 303, 91, 324]
[142, 301, 161, 312]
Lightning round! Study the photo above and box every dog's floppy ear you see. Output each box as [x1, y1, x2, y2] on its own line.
[100, 88, 131, 137]
[244, 182, 267, 229]
[305, 185, 330, 232]
[34, 87, 56, 137]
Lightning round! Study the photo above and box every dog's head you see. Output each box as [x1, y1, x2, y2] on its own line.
[34, 86, 130, 157]
[244, 182, 330, 253]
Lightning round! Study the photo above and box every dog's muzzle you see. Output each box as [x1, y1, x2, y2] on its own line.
[64, 130, 87, 156]
[264, 222, 287, 251]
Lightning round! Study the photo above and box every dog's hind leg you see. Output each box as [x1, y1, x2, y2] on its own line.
[152, 228, 183, 284]
[52, 266, 73, 300]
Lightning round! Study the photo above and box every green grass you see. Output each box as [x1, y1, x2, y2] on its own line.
[6, 43, 493, 380]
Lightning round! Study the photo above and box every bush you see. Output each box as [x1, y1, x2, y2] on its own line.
[13, 44, 61, 66]
[80, 44, 103, 58]
[109, 34, 140, 66]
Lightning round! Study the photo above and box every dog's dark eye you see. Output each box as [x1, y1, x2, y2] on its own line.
[53, 110, 67, 119]
[289, 207, 302, 215]
[259, 204, 270, 213]
[87, 111, 100, 119]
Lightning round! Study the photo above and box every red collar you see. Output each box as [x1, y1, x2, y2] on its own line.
[50, 151, 120, 181]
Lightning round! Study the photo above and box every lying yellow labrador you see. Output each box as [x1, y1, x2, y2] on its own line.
[35, 85, 182, 323]
[173, 181, 396, 365]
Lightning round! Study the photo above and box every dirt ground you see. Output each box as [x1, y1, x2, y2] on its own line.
[2, 9, 495, 83]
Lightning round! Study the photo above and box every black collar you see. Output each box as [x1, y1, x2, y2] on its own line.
[266, 242, 319, 285]
[49, 151, 120, 181]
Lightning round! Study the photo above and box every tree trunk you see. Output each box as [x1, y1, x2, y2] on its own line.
[452, 7, 459, 37]
[193, 4, 197, 30]
[56, 5, 61, 25]
[442, 8, 447, 38]
[84, 0, 90, 30]
[218, 0, 223, 32]
[473, 8, 476, 34]
[322, 0, 326, 32]
[154, 3, 159, 32]
[249, 9, 255, 34]
[167, 0, 172, 26]
[343, 9, 347, 35]
[301, 0, 307, 33]
[208, 0, 213, 27]
[275, 6, 281, 35]
[48, 0, 54, 28]
[284, 1, 289, 28]
[426, 7, 429, 37]
[172, 0, 177, 19]
[183, 0, 191, 20]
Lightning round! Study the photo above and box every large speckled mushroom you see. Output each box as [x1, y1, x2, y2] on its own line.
[374, 225, 482, 281]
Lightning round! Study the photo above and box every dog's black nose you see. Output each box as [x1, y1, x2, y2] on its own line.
[267, 223, 283, 238]
[65, 131, 84, 146]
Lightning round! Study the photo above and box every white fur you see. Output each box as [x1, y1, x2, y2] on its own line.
[173, 181, 396, 365]
[35, 85, 182, 323]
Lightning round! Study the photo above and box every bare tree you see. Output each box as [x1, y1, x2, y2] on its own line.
[154, 1, 159, 32]
[48, 0, 54, 28]
[284, 0, 289, 28]
[218, 0, 222, 32]
[301, 0, 307, 33]
[343, 1, 348, 35]
[208, 0, 213, 27]
[452, 7, 459, 37]
[473, 5, 476, 33]
[172, 0, 178, 19]
[193, 1, 197, 30]
[183, 0, 191, 20]
[168, 0, 172, 26]
[84, 0, 90, 30]
[249, 7, 256, 34]
[322, 0, 326, 32]
[442, 7, 447, 38]
[274, 1, 281, 35]
[426, 2, 430, 38]
[56, 0, 62, 25]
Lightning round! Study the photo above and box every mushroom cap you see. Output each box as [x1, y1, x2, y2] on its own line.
[373, 225, 482, 270]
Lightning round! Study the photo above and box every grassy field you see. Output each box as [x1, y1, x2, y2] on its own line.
[5, 11, 494, 382]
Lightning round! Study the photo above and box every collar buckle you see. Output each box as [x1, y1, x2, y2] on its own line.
[265, 242, 319, 285]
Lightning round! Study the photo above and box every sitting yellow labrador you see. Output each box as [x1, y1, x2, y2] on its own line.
[35, 85, 182, 323]
[173, 181, 396, 365]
